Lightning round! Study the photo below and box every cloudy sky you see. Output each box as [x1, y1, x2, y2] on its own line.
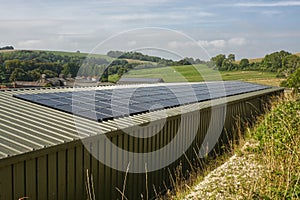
[0, 0, 299, 60]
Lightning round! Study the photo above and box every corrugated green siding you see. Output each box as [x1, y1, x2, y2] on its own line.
[0, 87, 283, 200]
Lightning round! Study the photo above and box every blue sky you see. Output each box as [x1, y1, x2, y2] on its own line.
[0, 0, 299, 59]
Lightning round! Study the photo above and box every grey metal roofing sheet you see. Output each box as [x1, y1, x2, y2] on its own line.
[14, 81, 270, 122]
[0, 81, 281, 160]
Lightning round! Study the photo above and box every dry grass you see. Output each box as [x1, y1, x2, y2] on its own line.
[0, 49, 16, 53]
[245, 78, 285, 87]
[172, 94, 300, 200]
[250, 95, 300, 199]
[236, 52, 300, 64]
[235, 57, 263, 64]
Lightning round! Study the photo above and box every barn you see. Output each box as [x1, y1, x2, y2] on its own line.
[0, 81, 283, 200]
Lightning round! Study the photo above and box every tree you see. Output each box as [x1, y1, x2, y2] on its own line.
[0, 46, 14, 50]
[286, 67, 300, 94]
[4, 60, 21, 74]
[211, 54, 226, 69]
[178, 57, 194, 65]
[221, 58, 238, 71]
[228, 54, 235, 62]
[62, 62, 80, 77]
[261, 50, 291, 72]
[195, 58, 203, 64]
[28, 69, 42, 81]
[100, 68, 108, 82]
[282, 55, 300, 77]
[0, 64, 6, 83]
[9, 68, 27, 82]
[43, 70, 57, 78]
[239, 58, 249, 69]
[107, 50, 124, 58]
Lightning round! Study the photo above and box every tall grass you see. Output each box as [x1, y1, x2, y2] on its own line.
[167, 95, 300, 199]
[252, 95, 300, 199]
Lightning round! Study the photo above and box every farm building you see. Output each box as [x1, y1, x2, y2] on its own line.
[0, 81, 283, 200]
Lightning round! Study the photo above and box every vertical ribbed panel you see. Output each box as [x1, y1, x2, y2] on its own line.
[0, 90, 283, 200]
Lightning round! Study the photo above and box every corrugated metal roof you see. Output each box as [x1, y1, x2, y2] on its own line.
[0, 82, 282, 160]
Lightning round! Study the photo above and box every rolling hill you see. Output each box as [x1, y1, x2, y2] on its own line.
[123, 64, 282, 86]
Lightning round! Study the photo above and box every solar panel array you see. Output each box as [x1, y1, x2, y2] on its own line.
[14, 81, 270, 121]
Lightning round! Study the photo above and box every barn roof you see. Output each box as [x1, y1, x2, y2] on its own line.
[0, 81, 282, 160]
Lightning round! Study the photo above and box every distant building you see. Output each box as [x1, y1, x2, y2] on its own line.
[117, 77, 164, 84]
[13, 81, 46, 88]
[12, 75, 75, 88]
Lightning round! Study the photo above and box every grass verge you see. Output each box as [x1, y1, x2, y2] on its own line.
[169, 94, 300, 199]
[252, 95, 300, 199]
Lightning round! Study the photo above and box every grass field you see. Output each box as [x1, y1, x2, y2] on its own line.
[123, 64, 219, 82]
[0, 49, 16, 53]
[123, 64, 281, 86]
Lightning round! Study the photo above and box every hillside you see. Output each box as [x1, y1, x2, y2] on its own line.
[123, 64, 281, 86]
[0, 49, 150, 85]
[235, 52, 300, 64]
[0, 50, 113, 84]
[1, 49, 299, 87]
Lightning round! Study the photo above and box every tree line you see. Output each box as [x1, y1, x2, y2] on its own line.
[0, 49, 298, 91]
[0, 50, 145, 84]
[210, 50, 300, 93]
[107, 50, 205, 66]
[0, 46, 14, 51]
[0, 49, 210, 85]
[210, 50, 299, 76]
[0, 50, 109, 83]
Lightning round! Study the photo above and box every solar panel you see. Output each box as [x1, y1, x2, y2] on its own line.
[14, 81, 271, 122]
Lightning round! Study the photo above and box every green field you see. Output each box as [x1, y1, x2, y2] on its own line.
[123, 64, 280, 85]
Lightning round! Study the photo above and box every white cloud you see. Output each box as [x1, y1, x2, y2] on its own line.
[197, 38, 246, 49]
[168, 37, 247, 50]
[232, 1, 300, 7]
[166, 37, 251, 59]
[228, 37, 247, 46]
[168, 39, 233, 50]
[209, 40, 226, 48]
